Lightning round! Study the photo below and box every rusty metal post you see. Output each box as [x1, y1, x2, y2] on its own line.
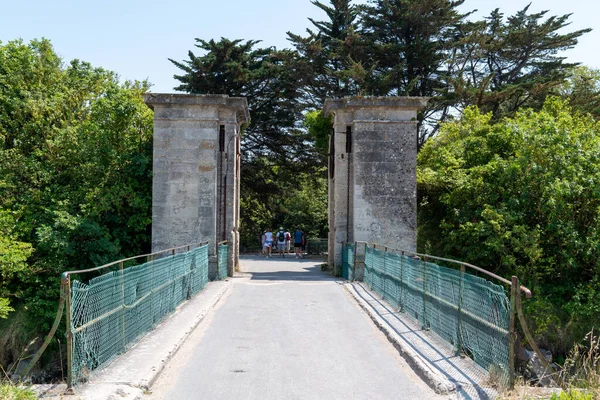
[64, 273, 74, 391]
[509, 275, 518, 389]
[457, 265, 466, 356]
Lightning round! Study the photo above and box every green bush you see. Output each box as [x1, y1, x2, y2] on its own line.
[418, 98, 600, 354]
[0, 38, 153, 368]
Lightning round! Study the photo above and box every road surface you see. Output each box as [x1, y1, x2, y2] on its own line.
[147, 255, 446, 400]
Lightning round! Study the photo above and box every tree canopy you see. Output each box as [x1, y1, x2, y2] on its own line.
[0, 38, 153, 334]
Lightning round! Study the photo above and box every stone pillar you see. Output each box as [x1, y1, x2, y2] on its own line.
[145, 94, 248, 278]
[324, 97, 429, 272]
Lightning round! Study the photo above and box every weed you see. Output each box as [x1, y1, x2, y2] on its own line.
[0, 383, 37, 400]
[549, 389, 594, 400]
[559, 330, 600, 398]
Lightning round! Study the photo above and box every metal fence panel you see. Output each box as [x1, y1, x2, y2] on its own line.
[306, 239, 327, 255]
[70, 244, 209, 384]
[342, 243, 354, 280]
[363, 246, 510, 385]
[218, 244, 228, 280]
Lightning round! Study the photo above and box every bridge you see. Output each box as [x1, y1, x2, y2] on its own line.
[27, 95, 549, 399]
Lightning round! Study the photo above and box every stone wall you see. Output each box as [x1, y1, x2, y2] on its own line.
[324, 97, 429, 272]
[144, 94, 248, 276]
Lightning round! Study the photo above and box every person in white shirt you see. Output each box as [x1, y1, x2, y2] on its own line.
[263, 228, 274, 258]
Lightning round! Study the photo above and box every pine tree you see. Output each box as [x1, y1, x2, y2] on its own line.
[359, 0, 469, 147]
[450, 6, 591, 119]
[287, 0, 364, 107]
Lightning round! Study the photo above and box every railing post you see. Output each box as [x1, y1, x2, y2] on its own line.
[119, 261, 125, 351]
[64, 274, 74, 392]
[383, 246, 388, 301]
[422, 257, 428, 330]
[353, 241, 357, 282]
[187, 245, 193, 299]
[457, 265, 465, 356]
[399, 251, 404, 312]
[509, 276, 518, 390]
[148, 255, 154, 322]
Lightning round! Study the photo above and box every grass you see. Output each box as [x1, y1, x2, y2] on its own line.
[0, 383, 37, 400]
[558, 331, 600, 399]
[549, 390, 594, 400]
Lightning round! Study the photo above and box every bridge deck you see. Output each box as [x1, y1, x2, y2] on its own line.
[148, 256, 445, 400]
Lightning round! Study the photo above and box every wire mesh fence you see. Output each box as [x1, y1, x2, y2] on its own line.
[341, 243, 354, 280]
[356, 244, 511, 386]
[218, 243, 228, 280]
[306, 238, 328, 255]
[68, 244, 209, 385]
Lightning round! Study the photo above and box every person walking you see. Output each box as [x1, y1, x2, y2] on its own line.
[294, 228, 304, 259]
[301, 229, 307, 255]
[260, 230, 267, 256]
[276, 227, 286, 258]
[285, 230, 291, 254]
[264, 228, 274, 258]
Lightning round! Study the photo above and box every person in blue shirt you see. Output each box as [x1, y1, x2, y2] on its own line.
[293, 228, 304, 259]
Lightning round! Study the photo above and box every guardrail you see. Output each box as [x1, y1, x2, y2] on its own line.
[217, 241, 228, 280]
[342, 241, 555, 389]
[22, 241, 231, 391]
[305, 238, 328, 255]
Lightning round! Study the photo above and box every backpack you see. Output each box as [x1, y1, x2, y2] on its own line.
[278, 231, 286, 242]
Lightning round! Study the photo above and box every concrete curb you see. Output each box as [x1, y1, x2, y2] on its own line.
[344, 283, 456, 395]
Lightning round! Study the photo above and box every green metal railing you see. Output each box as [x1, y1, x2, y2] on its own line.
[306, 238, 328, 255]
[341, 243, 354, 280]
[65, 242, 209, 387]
[217, 241, 228, 280]
[21, 242, 211, 390]
[341, 242, 552, 389]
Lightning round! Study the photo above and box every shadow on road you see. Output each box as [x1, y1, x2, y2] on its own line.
[249, 266, 337, 281]
[353, 282, 496, 400]
[238, 255, 336, 282]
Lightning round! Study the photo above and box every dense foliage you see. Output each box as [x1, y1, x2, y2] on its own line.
[0, 38, 153, 368]
[417, 98, 600, 353]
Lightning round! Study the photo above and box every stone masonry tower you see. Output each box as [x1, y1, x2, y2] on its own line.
[145, 94, 248, 276]
[324, 97, 429, 270]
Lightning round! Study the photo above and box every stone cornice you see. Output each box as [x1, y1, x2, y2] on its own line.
[323, 96, 430, 116]
[144, 93, 249, 125]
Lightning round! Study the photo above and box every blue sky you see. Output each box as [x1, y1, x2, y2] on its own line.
[0, 0, 597, 93]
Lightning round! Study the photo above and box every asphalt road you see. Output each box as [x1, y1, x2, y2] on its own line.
[147, 255, 446, 400]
